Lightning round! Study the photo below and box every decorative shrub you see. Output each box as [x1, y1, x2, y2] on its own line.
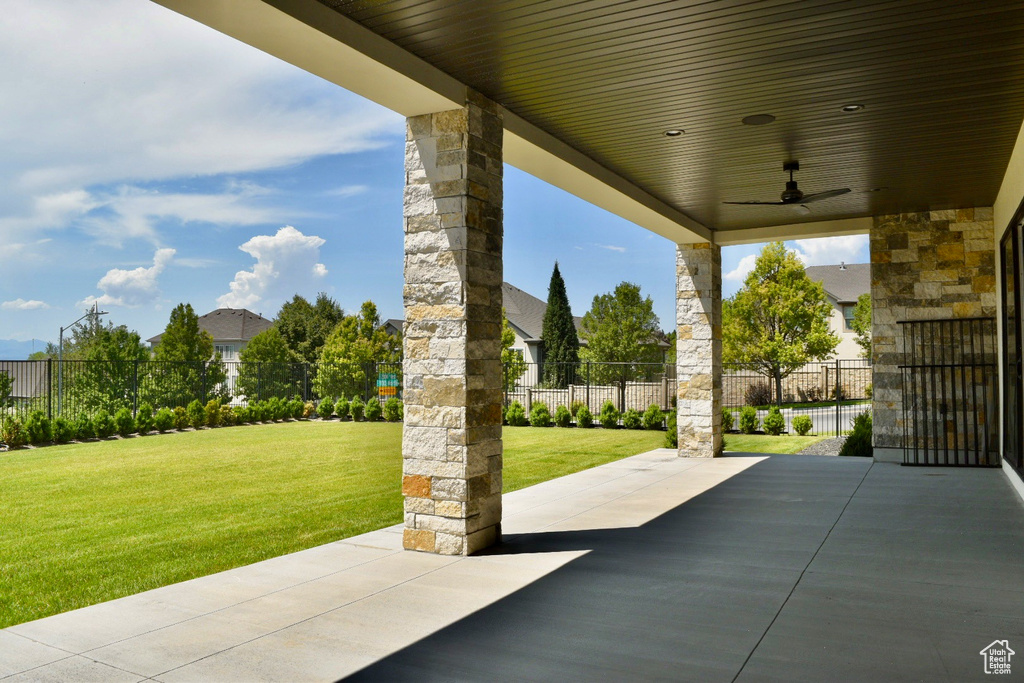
[722, 407, 734, 432]
[365, 397, 383, 422]
[350, 396, 365, 421]
[234, 406, 251, 424]
[530, 401, 552, 427]
[265, 397, 282, 421]
[186, 400, 205, 430]
[173, 406, 189, 430]
[383, 398, 403, 422]
[762, 406, 785, 436]
[220, 405, 237, 427]
[665, 409, 677, 448]
[136, 403, 155, 435]
[335, 397, 351, 421]
[839, 410, 873, 457]
[739, 406, 759, 434]
[744, 381, 772, 407]
[318, 397, 335, 420]
[865, 384, 873, 399]
[792, 414, 813, 436]
[154, 408, 175, 433]
[289, 398, 305, 420]
[1, 415, 26, 450]
[642, 404, 664, 430]
[204, 399, 221, 427]
[569, 400, 586, 418]
[93, 410, 115, 439]
[114, 408, 135, 438]
[24, 411, 53, 445]
[505, 401, 528, 426]
[599, 401, 619, 429]
[554, 404, 572, 428]
[622, 408, 643, 430]
[52, 417, 74, 444]
[576, 404, 594, 428]
[74, 413, 95, 440]
[303, 401, 317, 419]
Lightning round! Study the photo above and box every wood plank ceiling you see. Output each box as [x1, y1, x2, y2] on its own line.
[320, 0, 1024, 233]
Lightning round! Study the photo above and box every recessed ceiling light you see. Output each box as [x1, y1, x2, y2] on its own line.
[841, 103, 865, 113]
[741, 114, 776, 126]
[664, 129, 684, 137]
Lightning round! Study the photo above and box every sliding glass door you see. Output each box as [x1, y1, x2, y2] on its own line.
[1002, 225, 1022, 475]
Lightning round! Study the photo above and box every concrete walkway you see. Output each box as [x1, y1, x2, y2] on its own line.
[3, 451, 1024, 681]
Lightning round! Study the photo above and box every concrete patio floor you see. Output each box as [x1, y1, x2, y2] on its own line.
[3, 449, 1024, 682]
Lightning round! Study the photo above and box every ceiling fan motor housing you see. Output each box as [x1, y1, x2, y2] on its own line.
[781, 180, 803, 203]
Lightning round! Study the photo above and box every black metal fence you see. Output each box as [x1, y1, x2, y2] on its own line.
[503, 361, 677, 415]
[722, 359, 872, 437]
[0, 360, 403, 421]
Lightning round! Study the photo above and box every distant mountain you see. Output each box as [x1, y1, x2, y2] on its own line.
[0, 339, 50, 360]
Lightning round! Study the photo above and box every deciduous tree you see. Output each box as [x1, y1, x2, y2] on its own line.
[850, 293, 872, 359]
[236, 328, 300, 401]
[314, 301, 400, 399]
[275, 293, 344, 364]
[579, 282, 663, 382]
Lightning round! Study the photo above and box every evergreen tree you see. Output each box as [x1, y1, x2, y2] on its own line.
[236, 328, 300, 401]
[541, 262, 579, 388]
[147, 303, 228, 406]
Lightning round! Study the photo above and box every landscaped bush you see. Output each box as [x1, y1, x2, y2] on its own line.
[622, 408, 643, 430]
[335, 397, 350, 421]
[74, 413, 95, 441]
[93, 410, 115, 439]
[51, 417, 74, 444]
[739, 406, 759, 434]
[554, 404, 572, 428]
[114, 408, 135, 438]
[722, 407, 734, 432]
[318, 397, 335, 420]
[865, 384, 873, 399]
[136, 403, 155, 435]
[234, 406, 251, 425]
[1, 415, 26, 450]
[204, 399, 222, 428]
[745, 381, 772, 407]
[642, 404, 664, 430]
[762, 406, 785, 436]
[792, 414, 813, 436]
[383, 398, 403, 422]
[364, 397, 383, 422]
[265, 397, 283, 421]
[154, 408, 175, 433]
[249, 401, 266, 423]
[289, 398, 304, 420]
[665, 409, 677, 448]
[24, 411, 52, 445]
[839, 410, 873, 457]
[530, 401, 552, 427]
[173, 406, 189, 430]
[186, 400, 205, 430]
[569, 400, 586, 418]
[303, 401, 316, 419]
[599, 401, 619, 429]
[505, 401, 528, 426]
[348, 396, 364, 421]
[576, 404, 594, 428]
[220, 405, 237, 427]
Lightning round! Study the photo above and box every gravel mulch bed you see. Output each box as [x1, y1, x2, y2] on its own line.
[797, 436, 846, 456]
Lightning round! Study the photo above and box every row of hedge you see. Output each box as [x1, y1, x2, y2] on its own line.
[505, 400, 669, 432]
[722, 406, 814, 436]
[0, 395, 404, 451]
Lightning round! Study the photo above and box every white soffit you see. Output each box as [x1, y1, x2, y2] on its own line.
[715, 217, 872, 246]
[994, 116, 1024, 236]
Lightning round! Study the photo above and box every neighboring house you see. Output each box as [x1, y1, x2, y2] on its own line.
[0, 360, 47, 408]
[804, 263, 870, 360]
[147, 308, 275, 361]
[383, 319, 404, 338]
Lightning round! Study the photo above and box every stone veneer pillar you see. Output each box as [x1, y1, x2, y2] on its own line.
[869, 208, 996, 462]
[676, 242, 723, 457]
[401, 93, 504, 555]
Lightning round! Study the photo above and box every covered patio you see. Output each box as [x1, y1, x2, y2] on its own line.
[3, 449, 1023, 680]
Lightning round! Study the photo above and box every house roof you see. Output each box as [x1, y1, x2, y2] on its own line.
[804, 264, 870, 305]
[501, 282, 583, 343]
[147, 308, 274, 345]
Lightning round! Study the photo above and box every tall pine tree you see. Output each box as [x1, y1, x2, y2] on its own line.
[541, 262, 580, 388]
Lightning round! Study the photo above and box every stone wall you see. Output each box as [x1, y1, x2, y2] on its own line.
[869, 208, 996, 461]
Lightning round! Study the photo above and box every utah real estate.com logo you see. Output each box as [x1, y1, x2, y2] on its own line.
[980, 640, 1014, 675]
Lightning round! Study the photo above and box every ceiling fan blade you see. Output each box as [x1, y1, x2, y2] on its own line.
[722, 200, 786, 205]
[800, 188, 851, 203]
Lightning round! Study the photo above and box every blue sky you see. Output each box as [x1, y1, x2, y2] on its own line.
[0, 0, 869, 348]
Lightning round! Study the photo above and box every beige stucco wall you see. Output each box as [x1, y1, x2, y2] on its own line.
[825, 300, 863, 360]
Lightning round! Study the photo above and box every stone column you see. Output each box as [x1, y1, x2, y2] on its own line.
[401, 93, 504, 555]
[676, 242, 723, 457]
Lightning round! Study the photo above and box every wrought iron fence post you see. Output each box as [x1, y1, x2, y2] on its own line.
[835, 358, 841, 437]
[133, 359, 139, 417]
[46, 358, 52, 420]
[202, 363, 208, 403]
[586, 362, 591, 408]
[303, 363, 309, 401]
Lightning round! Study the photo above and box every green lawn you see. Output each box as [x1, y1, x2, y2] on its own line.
[0, 421, 665, 628]
[724, 433, 831, 454]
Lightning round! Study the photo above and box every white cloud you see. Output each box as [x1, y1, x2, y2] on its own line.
[1, 299, 50, 311]
[596, 244, 627, 253]
[80, 248, 176, 308]
[791, 235, 869, 266]
[325, 185, 370, 198]
[724, 254, 758, 282]
[218, 227, 327, 309]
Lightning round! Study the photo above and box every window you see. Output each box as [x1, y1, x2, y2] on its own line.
[842, 305, 856, 332]
[215, 344, 235, 360]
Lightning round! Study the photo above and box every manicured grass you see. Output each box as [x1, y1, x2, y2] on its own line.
[0, 421, 665, 628]
[724, 433, 831, 454]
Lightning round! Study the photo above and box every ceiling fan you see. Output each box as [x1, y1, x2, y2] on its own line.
[723, 161, 850, 209]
